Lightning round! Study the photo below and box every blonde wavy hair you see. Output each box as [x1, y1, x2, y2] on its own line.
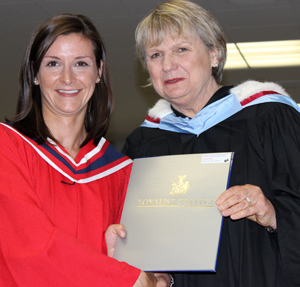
[135, 0, 227, 84]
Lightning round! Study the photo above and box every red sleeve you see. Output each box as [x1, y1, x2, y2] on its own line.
[0, 126, 140, 287]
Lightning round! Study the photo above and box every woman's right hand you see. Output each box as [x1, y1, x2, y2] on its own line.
[106, 227, 172, 287]
[134, 271, 170, 287]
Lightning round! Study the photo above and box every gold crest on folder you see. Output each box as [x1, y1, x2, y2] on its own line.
[170, 175, 190, 196]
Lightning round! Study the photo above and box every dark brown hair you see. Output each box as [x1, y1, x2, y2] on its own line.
[12, 13, 113, 146]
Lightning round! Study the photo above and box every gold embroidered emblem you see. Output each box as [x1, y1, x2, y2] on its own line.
[170, 175, 189, 196]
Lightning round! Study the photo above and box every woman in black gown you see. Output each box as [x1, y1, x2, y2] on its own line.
[122, 1, 300, 286]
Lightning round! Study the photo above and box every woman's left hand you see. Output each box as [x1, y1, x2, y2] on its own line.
[215, 184, 277, 229]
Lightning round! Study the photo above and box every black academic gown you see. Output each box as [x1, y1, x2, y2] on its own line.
[122, 86, 300, 287]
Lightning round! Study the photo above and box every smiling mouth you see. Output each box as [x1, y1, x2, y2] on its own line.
[58, 89, 80, 94]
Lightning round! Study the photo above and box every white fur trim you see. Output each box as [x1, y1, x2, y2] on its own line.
[148, 99, 172, 120]
[230, 80, 290, 102]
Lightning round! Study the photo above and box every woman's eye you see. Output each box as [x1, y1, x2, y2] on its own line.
[151, 53, 161, 59]
[47, 61, 58, 67]
[76, 61, 88, 67]
[178, 47, 188, 52]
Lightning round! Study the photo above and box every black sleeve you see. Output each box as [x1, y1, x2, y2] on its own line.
[121, 129, 142, 159]
[257, 103, 300, 286]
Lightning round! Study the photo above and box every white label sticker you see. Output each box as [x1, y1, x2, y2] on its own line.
[201, 153, 231, 164]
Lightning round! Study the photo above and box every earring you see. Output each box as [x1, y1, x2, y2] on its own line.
[96, 77, 100, 83]
[215, 63, 218, 67]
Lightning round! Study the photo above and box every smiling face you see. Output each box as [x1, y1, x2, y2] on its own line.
[35, 33, 102, 123]
[145, 35, 219, 117]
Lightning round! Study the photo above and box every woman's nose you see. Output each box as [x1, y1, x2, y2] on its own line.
[60, 67, 75, 85]
[162, 54, 177, 72]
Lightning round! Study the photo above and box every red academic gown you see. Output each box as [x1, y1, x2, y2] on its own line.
[0, 123, 140, 287]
